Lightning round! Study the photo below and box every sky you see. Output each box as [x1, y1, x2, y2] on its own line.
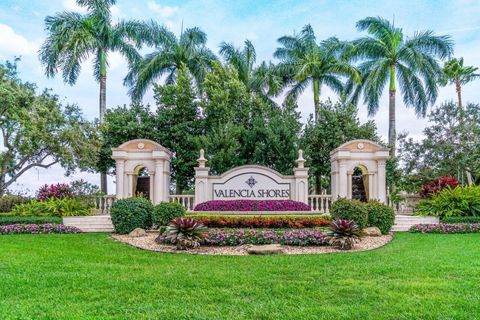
[1, 0, 479, 195]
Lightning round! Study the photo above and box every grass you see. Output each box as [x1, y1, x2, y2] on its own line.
[0, 233, 479, 319]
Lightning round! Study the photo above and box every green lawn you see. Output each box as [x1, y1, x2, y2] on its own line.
[1, 233, 479, 319]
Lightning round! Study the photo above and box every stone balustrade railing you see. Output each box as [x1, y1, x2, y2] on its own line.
[92, 195, 117, 215]
[308, 194, 332, 213]
[168, 195, 195, 211]
[387, 192, 421, 215]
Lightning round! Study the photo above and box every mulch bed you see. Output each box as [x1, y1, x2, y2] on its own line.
[111, 232, 394, 256]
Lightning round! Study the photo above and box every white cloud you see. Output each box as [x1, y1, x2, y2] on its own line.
[63, 0, 87, 13]
[147, 1, 179, 18]
[0, 24, 38, 58]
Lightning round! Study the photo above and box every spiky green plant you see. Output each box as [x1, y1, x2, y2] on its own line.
[344, 16, 453, 155]
[328, 219, 362, 250]
[165, 217, 207, 250]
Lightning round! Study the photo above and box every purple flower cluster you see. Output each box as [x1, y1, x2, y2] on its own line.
[194, 200, 311, 212]
[37, 183, 73, 201]
[0, 224, 81, 235]
[409, 223, 480, 234]
[200, 228, 327, 246]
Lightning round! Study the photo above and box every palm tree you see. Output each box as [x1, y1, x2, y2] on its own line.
[125, 27, 216, 100]
[274, 24, 359, 122]
[39, 0, 165, 193]
[345, 17, 453, 156]
[220, 40, 282, 104]
[440, 57, 479, 110]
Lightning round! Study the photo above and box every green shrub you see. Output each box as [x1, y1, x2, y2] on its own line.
[441, 216, 480, 224]
[0, 215, 62, 225]
[152, 202, 185, 227]
[416, 185, 480, 218]
[330, 198, 368, 228]
[11, 198, 92, 217]
[0, 195, 31, 213]
[110, 197, 153, 234]
[365, 200, 395, 234]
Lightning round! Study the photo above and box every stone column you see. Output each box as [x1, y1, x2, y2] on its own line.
[338, 160, 348, 198]
[377, 160, 387, 203]
[368, 173, 375, 201]
[194, 149, 210, 206]
[294, 150, 309, 204]
[115, 160, 125, 199]
[347, 171, 353, 199]
[154, 160, 164, 204]
[126, 173, 133, 197]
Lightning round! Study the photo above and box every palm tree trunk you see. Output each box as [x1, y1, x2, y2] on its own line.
[99, 49, 108, 194]
[313, 78, 320, 123]
[455, 80, 462, 111]
[388, 65, 396, 158]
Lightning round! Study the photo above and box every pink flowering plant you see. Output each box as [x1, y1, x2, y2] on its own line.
[36, 183, 73, 201]
[409, 223, 480, 234]
[194, 200, 311, 211]
[0, 223, 81, 235]
[157, 228, 327, 246]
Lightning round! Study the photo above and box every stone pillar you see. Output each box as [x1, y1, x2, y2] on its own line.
[338, 160, 348, 198]
[347, 171, 353, 199]
[115, 160, 125, 199]
[377, 160, 387, 203]
[194, 149, 210, 206]
[294, 150, 309, 204]
[154, 160, 164, 204]
[127, 173, 133, 197]
[368, 173, 375, 200]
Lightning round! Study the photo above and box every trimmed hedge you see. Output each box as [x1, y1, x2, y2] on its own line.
[110, 197, 153, 234]
[365, 200, 395, 234]
[0, 216, 62, 226]
[330, 198, 368, 229]
[192, 216, 331, 229]
[194, 200, 311, 211]
[152, 202, 186, 226]
[442, 216, 480, 224]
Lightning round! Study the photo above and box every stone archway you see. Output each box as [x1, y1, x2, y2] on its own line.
[133, 166, 151, 199]
[112, 139, 172, 204]
[330, 140, 390, 203]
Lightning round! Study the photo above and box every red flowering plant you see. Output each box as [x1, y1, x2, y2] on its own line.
[193, 216, 330, 229]
[419, 177, 459, 199]
[36, 183, 73, 201]
[194, 200, 311, 211]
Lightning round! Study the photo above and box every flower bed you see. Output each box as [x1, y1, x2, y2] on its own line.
[156, 228, 327, 246]
[192, 216, 330, 228]
[194, 200, 311, 211]
[409, 223, 480, 234]
[0, 223, 81, 235]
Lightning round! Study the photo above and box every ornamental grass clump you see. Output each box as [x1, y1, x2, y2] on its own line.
[194, 200, 311, 211]
[0, 223, 81, 235]
[328, 220, 362, 250]
[161, 218, 207, 250]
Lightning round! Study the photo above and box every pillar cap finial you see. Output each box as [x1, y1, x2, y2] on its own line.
[295, 149, 305, 168]
[197, 149, 207, 168]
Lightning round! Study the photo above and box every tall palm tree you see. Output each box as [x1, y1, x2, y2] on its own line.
[220, 40, 282, 103]
[440, 57, 479, 110]
[345, 17, 453, 156]
[39, 0, 165, 193]
[274, 24, 359, 122]
[125, 27, 216, 100]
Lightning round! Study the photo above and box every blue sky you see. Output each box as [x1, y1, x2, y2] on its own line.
[1, 0, 480, 193]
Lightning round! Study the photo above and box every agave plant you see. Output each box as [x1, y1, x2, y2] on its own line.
[164, 218, 207, 250]
[328, 220, 362, 250]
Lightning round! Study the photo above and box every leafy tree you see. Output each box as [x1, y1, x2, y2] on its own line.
[301, 99, 378, 193]
[398, 101, 480, 187]
[0, 60, 100, 196]
[274, 24, 359, 122]
[220, 40, 282, 104]
[125, 27, 216, 100]
[153, 66, 202, 193]
[39, 0, 164, 192]
[345, 16, 453, 155]
[440, 57, 479, 111]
